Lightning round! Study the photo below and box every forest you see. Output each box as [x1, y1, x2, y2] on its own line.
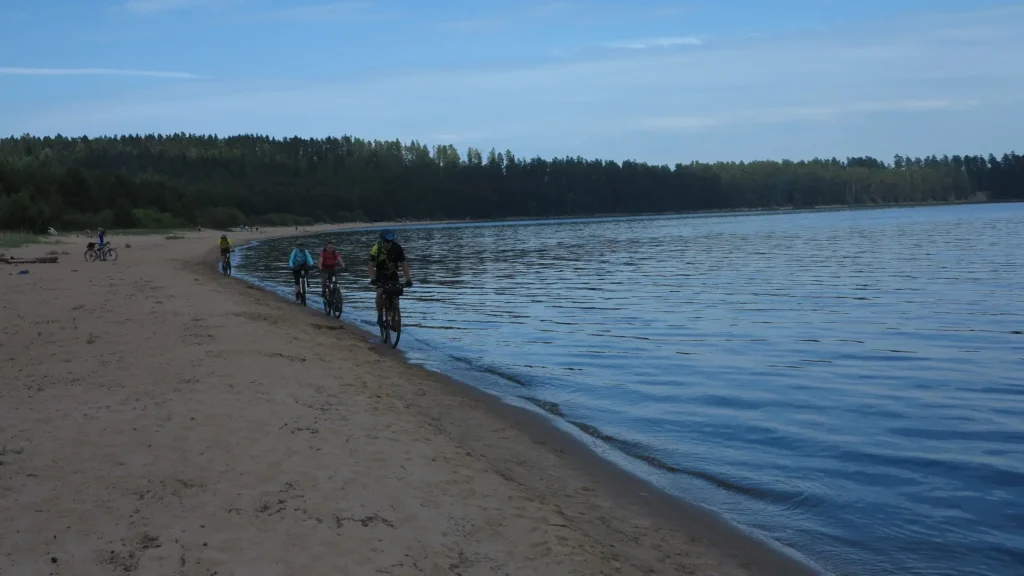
[0, 133, 1021, 233]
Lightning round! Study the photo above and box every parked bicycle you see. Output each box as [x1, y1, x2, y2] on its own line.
[322, 269, 344, 318]
[84, 242, 118, 262]
[377, 281, 408, 348]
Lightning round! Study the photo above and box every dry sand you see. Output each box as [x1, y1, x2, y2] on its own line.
[1, 227, 818, 575]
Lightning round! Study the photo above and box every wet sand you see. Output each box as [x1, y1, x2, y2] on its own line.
[0, 227, 818, 575]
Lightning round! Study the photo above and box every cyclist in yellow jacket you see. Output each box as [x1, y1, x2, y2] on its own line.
[218, 234, 231, 258]
[219, 234, 232, 268]
[368, 229, 412, 326]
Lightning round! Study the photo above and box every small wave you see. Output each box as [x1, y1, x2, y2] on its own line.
[888, 426, 1024, 444]
[522, 396, 565, 417]
[564, 420, 820, 506]
[567, 420, 618, 443]
[971, 385, 1024, 396]
[449, 355, 531, 387]
[837, 447, 1024, 488]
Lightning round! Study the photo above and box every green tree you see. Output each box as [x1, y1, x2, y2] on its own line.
[112, 197, 138, 228]
[0, 134, 1020, 232]
[0, 188, 49, 233]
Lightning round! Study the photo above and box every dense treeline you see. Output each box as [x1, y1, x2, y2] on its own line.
[0, 133, 1021, 233]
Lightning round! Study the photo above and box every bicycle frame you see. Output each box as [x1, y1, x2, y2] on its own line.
[378, 281, 405, 347]
[294, 266, 314, 305]
[322, 271, 343, 318]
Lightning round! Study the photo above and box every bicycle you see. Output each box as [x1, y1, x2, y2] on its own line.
[376, 281, 407, 348]
[221, 250, 233, 276]
[294, 266, 314, 306]
[84, 242, 118, 262]
[321, 268, 344, 318]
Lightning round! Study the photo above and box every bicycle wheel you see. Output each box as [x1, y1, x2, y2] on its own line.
[322, 286, 332, 315]
[332, 287, 343, 318]
[390, 302, 401, 349]
[84, 249, 98, 262]
[105, 248, 119, 262]
[379, 303, 390, 344]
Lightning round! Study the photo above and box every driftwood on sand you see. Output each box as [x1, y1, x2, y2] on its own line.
[3, 256, 59, 265]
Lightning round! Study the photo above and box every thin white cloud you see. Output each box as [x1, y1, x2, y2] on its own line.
[441, 2, 696, 30]
[848, 99, 978, 113]
[259, 1, 387, 21]
[0, 67, 201, 79]
[124, 0, 203, 13]
[603, 37, 702, 49]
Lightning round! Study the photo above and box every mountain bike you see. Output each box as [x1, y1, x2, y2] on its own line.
[321, 268, 344, 318]
[294, 266, 314, 306]
[221, 249, 233, 276]
[377, 281, 407, 348]
[84, 242, 118, 262]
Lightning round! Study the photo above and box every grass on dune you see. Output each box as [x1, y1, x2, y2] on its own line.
[0, 232, 42, 249]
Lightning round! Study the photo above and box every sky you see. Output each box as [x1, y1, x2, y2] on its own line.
[1, 0, 1022, 164]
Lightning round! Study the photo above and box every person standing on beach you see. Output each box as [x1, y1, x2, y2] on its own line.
[97, 228, 107, 260]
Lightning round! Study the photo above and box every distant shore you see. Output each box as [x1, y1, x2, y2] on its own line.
[3, 196, 1010, 251]
[309, 197, 1003, 232]
[222, 196, 1016, 239]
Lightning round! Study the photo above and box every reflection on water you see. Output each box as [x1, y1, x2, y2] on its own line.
[236, 204, 1024, 576]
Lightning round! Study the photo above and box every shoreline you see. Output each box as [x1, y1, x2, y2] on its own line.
[226, 234, 825, 575]
[2, 225, 821, 575]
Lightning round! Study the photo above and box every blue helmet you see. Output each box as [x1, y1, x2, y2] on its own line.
[379, 229, 395, 242]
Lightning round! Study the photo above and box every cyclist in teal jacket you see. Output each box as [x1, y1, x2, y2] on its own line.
[288, 241, 315, 300]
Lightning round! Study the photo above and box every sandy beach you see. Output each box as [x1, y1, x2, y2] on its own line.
[1, 227, 817, 576]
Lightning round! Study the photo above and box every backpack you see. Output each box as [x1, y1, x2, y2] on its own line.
[372, 241, 394, 268]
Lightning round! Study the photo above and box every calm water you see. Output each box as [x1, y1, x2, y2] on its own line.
[235, 204, 1024, 576]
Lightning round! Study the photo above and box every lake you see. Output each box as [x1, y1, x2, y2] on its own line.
[234, 204, 1024, 576]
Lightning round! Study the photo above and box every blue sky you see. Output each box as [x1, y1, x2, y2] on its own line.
[2, 0, 1022, 164]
